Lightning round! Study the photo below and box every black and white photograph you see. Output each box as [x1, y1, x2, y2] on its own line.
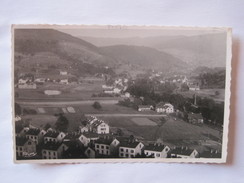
[12, 25, 231, 163]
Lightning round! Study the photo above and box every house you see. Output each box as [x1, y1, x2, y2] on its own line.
[62, 140, 85, 159]
[43, 131, 66, 143]
[119, 141, 144, 158]
[90, 120, 110, 134]
[102, 85, 113, 89]
[18, 78, 29, 84]
[188, 83, 200, 91]
[144, 144, 170, 158]
[79, 125, 89, 133]
[18, 83, 37, 89]
[156, 103, 174, 114]
[15, 126, 29, 137]
[200, 149, 222, 158]
[188, 113, 204, 124]
[137, 105, 153, 112]
[41, 142, 68, 159]
[63, 133, 81, 142]
[170, 147, 199, 158]
[60, 79, 68, 84]
[124, 92, 130, 98]
[95, 137, 120, 156]
[16, 137, 36, 157]
[78, 133, 99, 146]
[15, 115, 22, 122]
[35, 78, 46, 84]
[25, 128, 46, 145]
[84, 147, 96, 158]
[60, 71, 67, 75]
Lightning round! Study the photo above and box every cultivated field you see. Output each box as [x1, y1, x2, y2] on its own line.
[178, 89, 225, 103]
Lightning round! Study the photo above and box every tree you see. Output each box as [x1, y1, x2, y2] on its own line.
[92, 101, 102, 110]
[55, 114, 69, 132]
[215, 91, 220, 96]
[44, 123, 51, 131]
[116, 128, 124, 136]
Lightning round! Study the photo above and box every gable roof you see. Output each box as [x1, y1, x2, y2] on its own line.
[26, 128, 41, 136]
[144, 144, 167, 152]
[64, 133, 81, 140]
[42, 142, 63, 151]
[188, 113, 203, 119]
[44, 131, 60, 138]
[119, 141, 142, 148]
[95, 137, 115, 145]
[81, 133, 99, 139]
[171, 147, 195, 156]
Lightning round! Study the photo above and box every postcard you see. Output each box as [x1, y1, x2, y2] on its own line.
[12, 25, 232, 163]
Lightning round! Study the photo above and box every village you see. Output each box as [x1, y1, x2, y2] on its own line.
[14, 67, 224, 160]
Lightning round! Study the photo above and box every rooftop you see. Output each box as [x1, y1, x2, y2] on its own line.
[26, 128, 41, 136]
[42, 142, 63, 151]
[44, 131, 60, 138]
[171, 147, 195, 156]
[119, 141, 142, 148]
[144, 144, 166, 152]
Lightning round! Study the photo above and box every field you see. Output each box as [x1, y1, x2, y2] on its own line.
[99, 116, 222, 149]
[178, 89, 225, 103]
[15, 81, 106, 100]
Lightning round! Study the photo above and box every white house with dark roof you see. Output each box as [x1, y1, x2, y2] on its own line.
[26, 128, 46, 145]
[43, 131, 66, 143]
[119, 141, 144, 158]
[144, 144, 170, 158]
[41, 142, 68, 159]
[137, 105, 153, 112]
[90, 120, 109, 134]
[95, 137, 120, 156]
[170, 147, 199, 158]
[16, 137, 36, 157]
[156, 103, 174, 114]
[78, 133, 99, 147]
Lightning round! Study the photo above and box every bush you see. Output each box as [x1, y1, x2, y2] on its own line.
[92, 101, 102, 110]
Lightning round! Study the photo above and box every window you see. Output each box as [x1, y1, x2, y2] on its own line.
[43, 151, 46, 154]
[131, 150, 134, 153]
[120, 148, 124, 152]
[106, 146, 109, 149]
[156, 153, 160, 157]
[53, 152, 56, 156]
[120, 153, 124, 157]
[49, 152, 51, 155]
[20, 147, 22, 151]
[28, 141, 32, 145]
[126, 149, 128, 152]
[96, 144, 99, 148]
[43, 156, 46, 159]
[101, 145, 104, 149]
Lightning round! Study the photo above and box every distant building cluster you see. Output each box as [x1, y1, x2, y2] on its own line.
[15, 115, 221, 160]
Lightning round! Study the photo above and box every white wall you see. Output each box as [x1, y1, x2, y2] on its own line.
[0, 1, 243, 183]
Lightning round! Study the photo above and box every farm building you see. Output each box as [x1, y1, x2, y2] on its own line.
[95, 137, 120, 156]
[188, 113, 204, 124]
[60, 71, 67, 75]
[16, 137, 36, 157]
[156, 103, 174, 114]
[119, 141, 144, 158]
[41, 142, 68, 159]
[144, 144, 170, 158]
[60, 79, 68, 84]
[138, 105, 153, 112]
[90, 120, 110, 134]
[170, 147, 199, 158]
[25, 128, 46, 145]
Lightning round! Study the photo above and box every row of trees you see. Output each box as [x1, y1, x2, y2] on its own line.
[126, 78, 224, 126]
